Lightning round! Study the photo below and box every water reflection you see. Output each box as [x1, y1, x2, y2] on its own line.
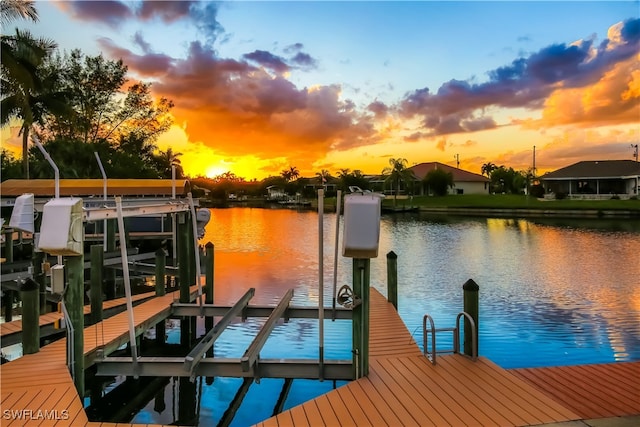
[202, 208, 640, 368]
[131, 207, 639, 426]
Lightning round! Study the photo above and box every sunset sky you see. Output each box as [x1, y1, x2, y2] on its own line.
[3, 1, 639, 180]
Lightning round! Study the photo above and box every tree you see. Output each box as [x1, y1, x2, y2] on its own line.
[481, 162, 498, 177]
[43, 50, 174, 148]
[382, 158, 415, 206]
[1, 0, 38, 24]
[316, 169, 331, 185]
[1, 149, 22, 180]
[281, 166, 299, 182]
[423, 168, 454, 196]
[154, 147, 183, 179]
[337, 168, 370, 192]
[0, 0, 59, 179]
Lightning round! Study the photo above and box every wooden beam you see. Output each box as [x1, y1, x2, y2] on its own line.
[241, 289, 293, 372]
[183, 288, 255, 377]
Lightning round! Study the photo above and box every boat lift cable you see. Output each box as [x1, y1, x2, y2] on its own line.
[115, 196, 139, 378]
[331, 190, 342, 321]
[318, 188, 324, 381]
[187, 192, 204, 313]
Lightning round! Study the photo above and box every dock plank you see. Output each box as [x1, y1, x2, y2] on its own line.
[511, 361, 640, 419]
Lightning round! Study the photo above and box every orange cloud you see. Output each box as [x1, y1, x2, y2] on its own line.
[536, 55, 640, 128]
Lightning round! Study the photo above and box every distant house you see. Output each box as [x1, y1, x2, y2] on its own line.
[410, 162, 490, 195]
[540, 160, 640, 199]
[266, 185, 287, 200]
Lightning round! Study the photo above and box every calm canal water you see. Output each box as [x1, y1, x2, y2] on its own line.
[131, 207, 640, 426]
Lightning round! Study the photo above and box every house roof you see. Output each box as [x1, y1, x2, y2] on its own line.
[409, 162, 489, 182]
[540, 160, 640, 180]
[0, 179, 190, 197]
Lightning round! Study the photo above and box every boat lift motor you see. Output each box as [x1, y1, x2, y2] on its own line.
[342, 192, 384, 259]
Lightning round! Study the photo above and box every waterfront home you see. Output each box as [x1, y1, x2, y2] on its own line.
[540, 160, 640, 199]
[409, 162, 490, 195]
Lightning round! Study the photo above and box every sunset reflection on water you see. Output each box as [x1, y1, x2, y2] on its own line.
[200, 208, 640, 368]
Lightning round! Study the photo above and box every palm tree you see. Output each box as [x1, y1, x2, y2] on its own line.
[1, 0, 38, 24]
[316, 169, 331, 187]
[382, 158, 415, 207]
[1, 29, 59, 178]
[281, 166, 299, 182]
[481, 162, 498, 177]
[154, 147, 183, 178]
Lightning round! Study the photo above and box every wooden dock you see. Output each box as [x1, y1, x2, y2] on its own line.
[0, 288, 195, 427]
[257, 289, 619, 427]
[1, 285, 638, 426]
[1, 291, 156, 348]
[511, 362, 640, 420]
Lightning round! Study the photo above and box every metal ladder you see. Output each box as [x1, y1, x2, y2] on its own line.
[422, 312, 477, 365]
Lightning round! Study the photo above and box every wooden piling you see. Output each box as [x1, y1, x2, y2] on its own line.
[463, 279, 479, 357]
[155, 248, 166, 345]
[66, 255, 85, 396]
[155, 248, 166, 297]
[20, 278, 39, 354]
[4, 229, 14, 262]
[90, 245, 104, 324]
[177, 213, 191, 347]
[3, 230, 14, 322]
[3, 290, 13, 322]
[34, 251, 47, 314]
[205, 242, 214, 304]
[177, 213, 190, 304]
[205, 242, 214, 358]
[352, 258, 370, 378]
[105, 219, 116, 299]
[386, 251, 398, 310]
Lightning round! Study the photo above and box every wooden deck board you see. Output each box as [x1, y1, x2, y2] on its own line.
[261, 288, 586, 427]
[511, 361, 640, 419]
[0, 287, 197, 426]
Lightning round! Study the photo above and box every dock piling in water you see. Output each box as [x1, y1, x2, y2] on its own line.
[20, 277, 39, 354]
[90, 245, 104, 324]
[463, 278, 479, 357]
[386, 251, 398, 309]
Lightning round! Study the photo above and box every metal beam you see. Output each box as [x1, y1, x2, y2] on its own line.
[184, 288, 255, 377]
[242, 289, 293, 372]
[83, 202, 190, 222]
[172, 304, 352, 320]
[96, 357, 353, 380]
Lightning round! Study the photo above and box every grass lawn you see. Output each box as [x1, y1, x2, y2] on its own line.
[381, 194, 640, 211]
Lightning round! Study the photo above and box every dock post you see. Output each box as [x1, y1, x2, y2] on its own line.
[155, 248, 166, 297]
[20, 278, 39, 354]
[204, 242, 215, 358]
[3, 290, 13, 322]
[90, 245, 104, 324]
[204, 242, 214, 304]
[386, 251, 398, 310]
[105, 219, 116, 299]
[155, 248, 166, 345]
[4, 229, 14, 262]
[177, 213, 192, 347]
[463, 279, 479, 357]
[34, 251, 47, 314]
[67, 255, 85, 396]
[353, 258, 370, 378]
[3, 230, 14, 321]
